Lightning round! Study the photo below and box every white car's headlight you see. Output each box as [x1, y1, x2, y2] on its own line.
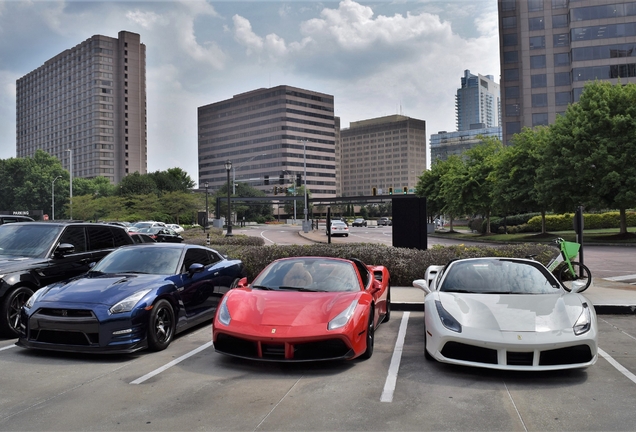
[435, 300, 462, 333]
[573, 303, 591, 335]
[328, 299, 358, 330]
[217, 295, 231, 326]
[109, 289, 151, 314]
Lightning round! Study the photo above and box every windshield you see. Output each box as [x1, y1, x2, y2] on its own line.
[0, 224, 63, 258]
[440, 259, 560, 294]
[92, 246, 183, 275]
[251, 258, 360, 292]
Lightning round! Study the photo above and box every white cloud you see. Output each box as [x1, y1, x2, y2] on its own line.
[125, 10, 169, 29]
[233, 14, 264, 54]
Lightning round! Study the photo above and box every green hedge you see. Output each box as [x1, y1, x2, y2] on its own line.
[209, 243, 556, 286]
[527, 211, 636, 232]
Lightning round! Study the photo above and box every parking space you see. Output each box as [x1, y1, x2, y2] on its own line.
[1, 313, 636, 430]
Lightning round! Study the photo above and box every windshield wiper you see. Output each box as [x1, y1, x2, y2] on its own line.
[278, 286, 317, 292]
[252, 285, 274, 290]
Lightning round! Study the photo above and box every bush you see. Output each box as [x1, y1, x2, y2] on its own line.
[527, 211, 636, 232]
[211, 242, 556, 286]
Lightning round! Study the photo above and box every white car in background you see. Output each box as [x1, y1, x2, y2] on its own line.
[329, 220, 349, 237]
[413, 257, 597, 371]
[167, 224, 184, 233]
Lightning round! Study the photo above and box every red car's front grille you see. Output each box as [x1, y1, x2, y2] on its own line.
[215, 334, 353, 361]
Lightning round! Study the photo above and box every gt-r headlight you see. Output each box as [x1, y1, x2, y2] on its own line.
[435, 300, 462, 333]
[217, 295, 231, 326]
[573, 303, 591, 335]
[24, 288, 48, 309]
[328, 299, 358, 330]
[109, 289, 151, 314]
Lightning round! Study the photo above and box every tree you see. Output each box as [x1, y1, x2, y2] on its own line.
[541, 81, 636, 235]
[119, 172, 158, 196]
[162, 191, 200, 224]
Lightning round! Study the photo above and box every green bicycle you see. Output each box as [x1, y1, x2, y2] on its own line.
[546, 237, 592, 292]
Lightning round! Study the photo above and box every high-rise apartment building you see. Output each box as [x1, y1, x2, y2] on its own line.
[456, 70, 501, 131]
[498, 0, 636, 145]
[198, 85, 336, 198]
[16, 31, 147, 183]
[338, 115, 427, 197]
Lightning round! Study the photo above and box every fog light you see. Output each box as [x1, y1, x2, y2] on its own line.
[113, 328, 133, 335]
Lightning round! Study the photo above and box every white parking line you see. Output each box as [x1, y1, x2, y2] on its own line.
[130, 341, 214, 385]
[380, 312, 410, 402]
[605, 274, 636, 282]
[598, 348, 636, 385]
[259, 230, 276, 244]
[0, 344, 16, 352]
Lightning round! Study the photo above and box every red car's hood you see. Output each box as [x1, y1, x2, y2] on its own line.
[225, 289, 361, 326]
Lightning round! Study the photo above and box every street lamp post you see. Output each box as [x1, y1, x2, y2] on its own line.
[225, 160, 233, 236]
[66, 148, 73, 219]
[204, 181, 209, 233]
[301, 140, 309, 233]
[51, 175, 62, 220]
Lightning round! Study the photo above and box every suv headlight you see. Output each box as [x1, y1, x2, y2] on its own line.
[328, 299, 358, 330]
[109, 289, 151, 314]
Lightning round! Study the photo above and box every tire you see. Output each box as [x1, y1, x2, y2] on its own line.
[147, 299, 175, 351]
[1, 286, 34, 338]
[360, 309, 375, 360]
[383, 287, 391, 323]
[558, 262, 592, 292]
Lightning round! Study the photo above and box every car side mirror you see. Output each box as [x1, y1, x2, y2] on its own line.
[237, 277, 248, 288]
[54, 243, 75, 257]
[413, 279, 431, 294]
[187, 263, 205, 276]
[568, 280, 589, 293]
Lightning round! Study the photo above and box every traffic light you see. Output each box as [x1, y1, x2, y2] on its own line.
[296, 173, 302, 187]
[273, 186, 278, 195]
[388, 187, 393, 195]
[403, 186, 408, 194]
[372, 187, 377, 196]
[264, 175, 269, 186]
[279, 174, 284, 185]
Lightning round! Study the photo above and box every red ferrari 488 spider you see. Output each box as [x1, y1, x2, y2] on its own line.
[213, 256, 390, 361]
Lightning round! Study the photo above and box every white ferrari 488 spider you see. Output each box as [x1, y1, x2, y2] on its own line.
[413, 257, 597, 371]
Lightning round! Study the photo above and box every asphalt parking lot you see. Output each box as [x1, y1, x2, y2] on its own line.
[1, 312, 636, 431]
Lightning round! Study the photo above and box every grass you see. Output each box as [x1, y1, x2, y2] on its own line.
[431, 227, 636, 244]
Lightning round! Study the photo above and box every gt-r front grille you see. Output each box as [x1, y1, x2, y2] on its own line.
[32, 329, 98, 346]
[27, 309, 100, 346]
[441, 341, 498, 364]
[37, 308, 95, 318]
[539, 345, 593, 366]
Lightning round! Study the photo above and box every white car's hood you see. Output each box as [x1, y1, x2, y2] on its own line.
[437, 292, 585, 332]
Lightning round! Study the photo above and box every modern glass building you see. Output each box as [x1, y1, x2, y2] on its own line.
[456, 70, 501, 131]
[198, 85, 336, 198]
[16, 31, 147, 184]
[430, 126, 503, 163]
[498, 0, 636, 144]
[338, 115, 427, 197]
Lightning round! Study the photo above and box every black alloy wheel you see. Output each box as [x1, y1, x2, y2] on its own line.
[360, 309, 375, 360]
[147, 299, 175, 351]
[1, 287, 34, 337]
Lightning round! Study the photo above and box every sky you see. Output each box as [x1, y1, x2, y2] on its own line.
[0, 0, 500, 185]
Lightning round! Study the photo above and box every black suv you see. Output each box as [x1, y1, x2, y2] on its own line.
[0, 222, 134, 337]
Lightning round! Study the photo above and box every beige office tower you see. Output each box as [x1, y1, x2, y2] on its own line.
[16, 31, 147, 183]
[338, 115, 427, 197]
[499, 0, 636, 145]
[198, 85, 336, 198]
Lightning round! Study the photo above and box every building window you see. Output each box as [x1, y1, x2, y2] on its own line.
[552, 14, 568, 28]
[530, 55, 546, 68]
[532, 113, 549, 126]
[552, 0, 567, 9]
[572, 43, 636, 61]
[505, 103, 520, 116]
[531, 74, 547, 88]
[553, 33, 569, 47]
[532, 93, 548, 107]
[503, 33, 518, 46]
[572, 23, 636, 42]
[504, 68, 520, 81]
[529, 17, 545, 31]
[555, 91, 572, 106]
[501, 0, 516, 11]
[554, 52, 570, 66]
[504, 51, 519, 63]
[505, 86, 520, 98]
[555, 71, 571, 86]
[528, 0, 543, 12]
[530, 36, 546, 50]
[503, 16, 517, 28]
[506, 121, 521, 134]
[572, 3, 636, 22]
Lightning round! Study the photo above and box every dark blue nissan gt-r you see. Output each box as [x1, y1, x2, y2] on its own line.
[17, 243, 244, 353]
